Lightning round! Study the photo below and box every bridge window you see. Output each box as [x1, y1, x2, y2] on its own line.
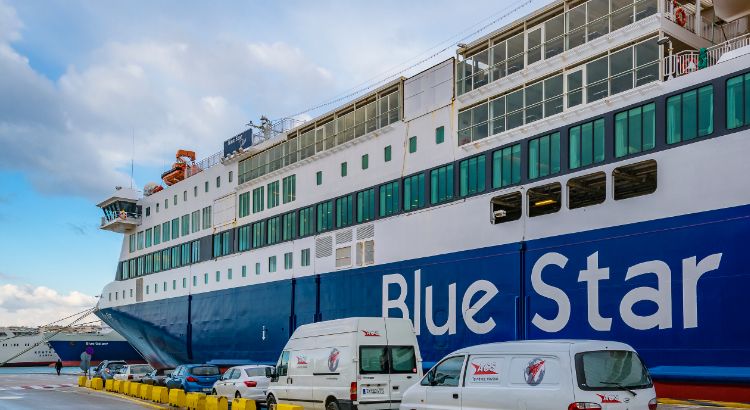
[528, 132, 561, 180]
[615, 102, 655, 158]
[430, 164, 454, 204]
[614, 159, 657, 200]
[357, 188, 375, 223]
[460, 156, 486, 197]
[403, 173, 425, 211]
[667, 85, 714, 143]
[569, 118, 605, 169]
[528, 182, 562, 217]
[379, 181, 400, 217]
[568, 172, 606, 209]
[490, 192, 522, 224]
[492, 144, 521, 188]
[726, 73, 750, 129]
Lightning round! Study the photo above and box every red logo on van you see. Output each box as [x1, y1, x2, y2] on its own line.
[362, 330, 380, 337]
[328, 348, 340, 372]
[296, 356, 309, 365]
[596, 394, 622, 403]
[471, 362, 498, 375]
[524, 358, 546, 386]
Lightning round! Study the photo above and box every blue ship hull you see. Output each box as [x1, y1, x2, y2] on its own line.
[49, 339, 144, 363]
[97, 203, 750, 379]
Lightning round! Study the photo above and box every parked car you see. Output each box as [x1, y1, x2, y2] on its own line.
[400, 340, 658, 410]
[142, 368, 175, 386]
[93, 360, 127, 380]
[165, 364, 221, 393]
[212, 365, 273, 401]
[267, 317, 422, 410]
[113, 364, 155, 381]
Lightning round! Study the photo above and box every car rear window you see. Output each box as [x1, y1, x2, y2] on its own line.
[244, 368, 267, 377]
[575, 350, 652, 390]
[190, 366, 220, 376]
[360, 346, 417, 374]
[131, 365, 153, 373]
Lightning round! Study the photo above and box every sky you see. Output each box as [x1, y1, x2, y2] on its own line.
[0, 0, 549, 326]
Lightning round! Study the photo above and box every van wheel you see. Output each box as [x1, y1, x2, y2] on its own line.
[326, 399, 340, 410]
[235, 391, 241, 398]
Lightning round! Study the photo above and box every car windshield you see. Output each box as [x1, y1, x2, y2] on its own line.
[131, 365, 153, 373]
[108, 363, 125, 370]
[575, 350, 652, 390]
[190, 366, 220, 376]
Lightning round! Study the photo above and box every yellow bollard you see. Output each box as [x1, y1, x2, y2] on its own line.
[77, 376, 87, 387]
[206, 395, 228, 410]
[169, 388, 187, 407]
[152, 386, 169, 404]
[84, 378, 92, 388]
[231, 398, 257, 410]
[119, 381, 130, 394]
[91, 378, 104, 390]
[139, 383, 153, 400]
[129, 382, 140, 397]
[186, 392, 207, 410]
[105, 379, 114, 391]
[277, 404, 304, 410]
[113, 380, 121, 392]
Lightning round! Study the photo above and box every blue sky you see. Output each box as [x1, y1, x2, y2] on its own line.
[0, 0, 548, 325]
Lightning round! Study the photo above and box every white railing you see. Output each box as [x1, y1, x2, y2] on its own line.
[663, 33, 750, 78]
[185, 150, 223, 177]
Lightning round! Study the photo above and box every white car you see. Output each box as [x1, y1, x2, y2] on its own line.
[113, 364, 155, 381]
[212, 365, 273, 401]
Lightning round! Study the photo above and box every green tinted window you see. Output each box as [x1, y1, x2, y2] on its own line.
[316, 171, 323, 185]
[435, 126, 445, 144]
[492, 144, 521, 188]
[430, 164, 454, 204]
[459, 155, 486, 197]
[379, 181, 400, 217]
[282, 212, 296, 241]
[569, 118, 605, 169]
[239, 192, 250, 218]
[667, 85, 713, 144]
[299, 207, 314, 237]
[341, 162, 347, 177]
[384, 145, 392, 162]
[403, 173, 425, 211]
[361, 154, 369, 170]
[171, 218, 180, 240]
[252, 221, 265, 248]
[615, 102, 655, 157]
[252, 187, 264, 213]
[409, 136, 417, 153]
[267, 181, 279, 209]
[357, 188, 376, 223]
[336, 195, 354, 228]
[238, 225, 250, 251]
[162, 222, 170, 243]
[726, 73, 750, 129]
[282, 175, 296, 204]
[528, 132, 561, 179]
[317, 200, 333, 232]
[267, 216, 281, 245]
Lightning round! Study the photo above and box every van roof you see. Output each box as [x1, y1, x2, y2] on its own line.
[290, 317, 411, 339]
[450, 339, 635, 356]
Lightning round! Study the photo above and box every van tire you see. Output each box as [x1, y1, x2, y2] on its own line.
[326, 399, 340, 410]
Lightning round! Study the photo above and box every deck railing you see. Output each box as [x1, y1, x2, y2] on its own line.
[185, 150, 223, 178]
[663, 33, 750, 78]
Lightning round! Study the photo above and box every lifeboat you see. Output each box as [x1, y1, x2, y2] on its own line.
[161, 150, 199, 186]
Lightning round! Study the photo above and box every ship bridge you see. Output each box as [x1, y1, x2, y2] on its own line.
[97, 187, 142, 233]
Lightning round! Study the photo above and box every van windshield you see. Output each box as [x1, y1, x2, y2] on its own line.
[575, 350, 652, 390]
[360, 346, 417, 374]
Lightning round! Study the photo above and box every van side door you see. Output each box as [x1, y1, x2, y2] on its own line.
[422, 355, 466, 410]
[460, 355, 514, 410]
[272, 351, 290, 402]
[286, 350, 314, 406]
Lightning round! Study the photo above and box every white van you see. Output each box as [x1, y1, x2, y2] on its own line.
[267, 317, 422, 410]
[401, 340, 657, 410]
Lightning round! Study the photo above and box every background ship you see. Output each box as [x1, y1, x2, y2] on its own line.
[46, 326, 144, 367]
[0, 327, 58, 367]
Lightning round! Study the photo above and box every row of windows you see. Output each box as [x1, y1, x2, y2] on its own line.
[458, 36, 658, 145]
[239, 175, 297, 218]
[122, 239, 201, 279]
[129, 206, 211, 253]
[145, 171, 231, 219]
[457, 0, 657, 95]
[238, 88, 401, 185]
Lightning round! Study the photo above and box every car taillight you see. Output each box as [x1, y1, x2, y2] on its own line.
[186, 376, 197, 382]
[350, 382, 357, 402]
[568, 403, 602, 410]
[128, 375, 133, 380]
[244, 381, 257, 387]
[648, 398, 658, 410]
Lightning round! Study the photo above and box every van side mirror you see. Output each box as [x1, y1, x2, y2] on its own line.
[267, 367, 278, 381]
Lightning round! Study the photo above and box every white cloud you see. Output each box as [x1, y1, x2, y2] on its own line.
[0, 284, 97, 327]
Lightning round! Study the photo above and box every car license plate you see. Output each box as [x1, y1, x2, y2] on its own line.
[202, 388, 211, 392]
[362, 386, 385, 395]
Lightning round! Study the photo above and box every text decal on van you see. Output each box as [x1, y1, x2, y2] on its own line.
[468, 358, 500, 384]
[362, 330, 380, 337]
[524, 358, 546, 386]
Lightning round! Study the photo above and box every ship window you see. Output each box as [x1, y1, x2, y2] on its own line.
[162, 249, 170, 270]
[108, 293, 111, 301]
[384, 145, 392, 162]
[193, 275, 197, 286]
[191, 210, 200, 233]
[213, 234, 222, 258]
[216, 176, 221, 188]
[667, 85, 714, 143]
[205, 181, 209, 193]
[129, 234, 136, 253]
[163, 281, 167, 291]
[726, 73, 750, 129]
[137, 231, 144, 250]
[229, 171, 233, 183]
[267, 216, 281, 245]
[362, 154, 369, 170]
[299, 206, 314, 237]
[145, 207, 150, 217]
[569, 118, 605, 169]
[492, 144, 521, 189]
[173, 280, 176, 290]
[181, 243, 190, 265]
[194, 186, 197, 197]
[145, 228, 152, 248]
[282, 211, 297, 241]
[253, 221, 266, 248]
[181, 214, 190, 236]
[253, 186, 265, 213]
[568, 172, 606, 209]
[153, 252, 161, 273]
[615, 102, 655, 158]
[162, 221, 170, 242]
[431, 164, 454, 204]
[171, 218, 179, 240]
[156, 203, 159, 213]
[341, 162, 348, 177]
[404, 173, 425, 211]
[409, 136, 417, 153]
[490, 192, 522, 224]
[379, 181, 400, 217]
[204, 273, 209, 284]
[216, 271, 220, 282]
[284, 252, 293, 270]
[255, 262, 261, 275]
[317, 200, 334, 232]
[613, 159, 657, 200]
[228, 268, 232, 280]
[528, 182, 562, 217]
[165, 199, 168, 209]
[301, 248, 311, 267]
[171, 246, 180, 268]
[460, 155, 485, 197]
[242, 265, 247, 278]
[183, 190, 187, 202]
[316, 171, 323, 185]
[357, 188, 375, 223]
[528, 132, 561, 180]
[191, 240, 200, 263]
[282, 175, 296, 204]
[269, 256, 277, 273]
[145, 254, 153, 274]
[202, 206, 212, 229]
[238, 226, 250, 251]
[336, 194, 354, 228]
[268, 181, 280, 209]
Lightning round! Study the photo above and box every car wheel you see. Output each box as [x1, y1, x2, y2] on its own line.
[235, 391, 241, 398]
[326, 399, 340, 410]
[212, 389, 217, 395]
[266, 394, 277, 408]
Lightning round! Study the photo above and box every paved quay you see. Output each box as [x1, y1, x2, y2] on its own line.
[0, 372, 747, 409]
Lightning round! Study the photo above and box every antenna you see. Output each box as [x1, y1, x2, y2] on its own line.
[130, 127, 134, 189]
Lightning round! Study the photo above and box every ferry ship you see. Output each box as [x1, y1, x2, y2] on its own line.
[0, 327, 59, 367]
[95, 0, 750, 399]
